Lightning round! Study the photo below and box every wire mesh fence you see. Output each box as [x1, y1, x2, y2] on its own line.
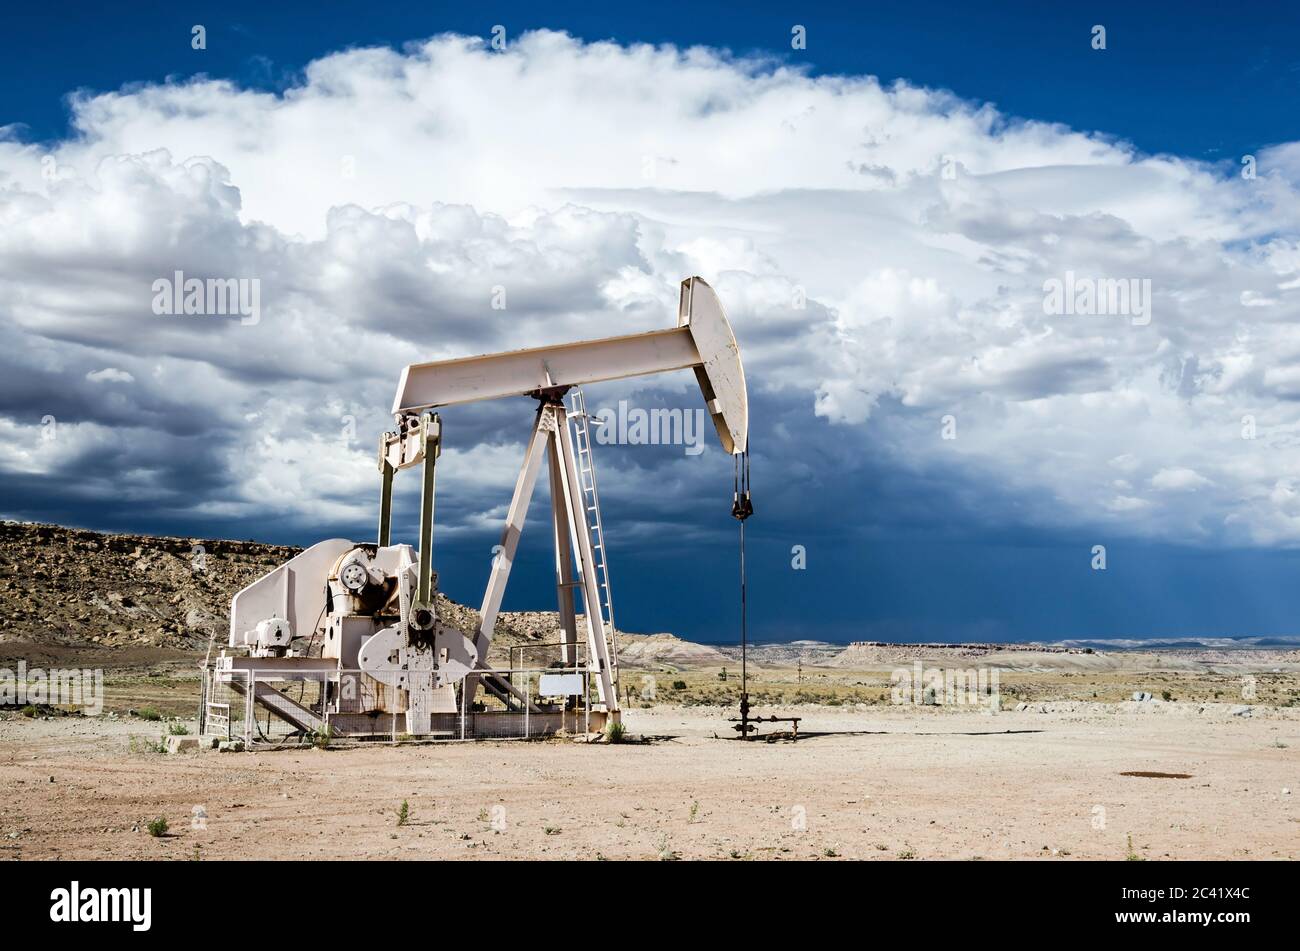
[200, 666, 249, 744]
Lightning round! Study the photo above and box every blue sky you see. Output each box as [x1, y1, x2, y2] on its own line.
[9, 1, 1298, 158]
[2, 3, 1299, 643]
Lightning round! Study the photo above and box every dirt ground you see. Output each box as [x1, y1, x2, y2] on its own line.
[2, 703, 1295, 861]
[4, 522, 1295, 860]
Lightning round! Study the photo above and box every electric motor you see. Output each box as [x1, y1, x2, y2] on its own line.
[253, 617, 292, 656]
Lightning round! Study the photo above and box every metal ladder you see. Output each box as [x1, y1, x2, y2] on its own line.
[567, 389, 618, 679]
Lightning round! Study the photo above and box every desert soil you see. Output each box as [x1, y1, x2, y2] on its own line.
[2, 704, 1295, 861]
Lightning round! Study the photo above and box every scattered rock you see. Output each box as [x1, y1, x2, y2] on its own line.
[165, 735, 200, 754]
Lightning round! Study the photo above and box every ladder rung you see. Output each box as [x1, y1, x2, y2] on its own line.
[569, 390, 615, 641]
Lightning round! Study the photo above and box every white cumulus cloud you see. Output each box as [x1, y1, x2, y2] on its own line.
[1, 30, 1299, 547]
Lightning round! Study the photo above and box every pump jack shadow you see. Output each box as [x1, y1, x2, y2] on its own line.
[716, 727, 1046, 742]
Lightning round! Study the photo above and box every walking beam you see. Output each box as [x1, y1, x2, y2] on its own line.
[393, 277, 748, 455]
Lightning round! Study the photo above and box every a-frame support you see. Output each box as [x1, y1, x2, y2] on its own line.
[549, 447, 580, 666]
[464, 396, 619, 716]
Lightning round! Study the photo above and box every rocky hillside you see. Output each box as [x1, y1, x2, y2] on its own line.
[615, 632, 731, 670]
[0, 521, 690, 667]
[0, 522, 298, 656]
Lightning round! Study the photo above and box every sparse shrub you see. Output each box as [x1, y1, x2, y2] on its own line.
[313, 725, 333, 749]
[544, 826, 561, 835]
[397, 800, 409, 827]
[137, 707, 162, 722]
[20, 705, 37, 718]
[1125, 834, 1144, 862]
[147, 816, 168, 837]
[671, 680, 687, 691]
[1161, 690, 1172, 702]
[605, 720, 627, 744]
[656, 834, 678, 861]
[129, 736, 166, 755]
[167, 721, 189, 735]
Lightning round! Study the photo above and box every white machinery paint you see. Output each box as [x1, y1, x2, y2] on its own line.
[395, 277, 748, 453]
[229, 539, 354, 648]
[211, 277, 747, 742]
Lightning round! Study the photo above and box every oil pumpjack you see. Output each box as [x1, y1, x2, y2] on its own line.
[203, 277, 748, 743]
